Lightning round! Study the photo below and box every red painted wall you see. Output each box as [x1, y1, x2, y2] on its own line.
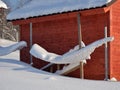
[32, 17, 79, 68]
[67, 12, 110, 80]
[13, 8, 111, 80]
[20, 24, 31, 63]
[109, 0, 120, 80]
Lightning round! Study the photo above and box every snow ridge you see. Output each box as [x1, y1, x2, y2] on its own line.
[30, 37, 114, 64]
[0, 58, 120, 90]
[0, 41, 27, 56]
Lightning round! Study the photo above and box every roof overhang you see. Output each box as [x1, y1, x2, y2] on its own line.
[10, 0, 117, 25]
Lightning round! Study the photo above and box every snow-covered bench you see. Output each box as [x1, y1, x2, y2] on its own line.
[30, 37, 113, 64]
[30, 37, 114, 74]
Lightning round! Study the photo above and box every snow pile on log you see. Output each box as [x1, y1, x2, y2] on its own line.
[30, 37, 114, 64]
[0, 41, 27, 56]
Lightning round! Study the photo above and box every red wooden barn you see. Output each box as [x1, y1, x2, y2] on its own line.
[7, 0, 120, 80]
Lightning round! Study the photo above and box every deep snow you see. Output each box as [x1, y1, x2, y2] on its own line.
[0, 39, 120, 90]
[0, 58, 120, 90]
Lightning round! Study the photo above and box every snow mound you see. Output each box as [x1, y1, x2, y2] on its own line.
[0, 57, 120, 90]
[30, 43, 60, 61]
[30, 37, 114, 64]
[55, 62, 80, 74]
[0, 41, 27, 56]
[45, 76, 58, 80]
[110, 77, 117, 82]
[0, 0, 7, 9]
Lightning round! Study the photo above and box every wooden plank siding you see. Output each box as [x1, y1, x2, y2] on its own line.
[11, 1, 120, 80]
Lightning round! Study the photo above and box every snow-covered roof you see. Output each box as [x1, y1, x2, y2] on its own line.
[7, 0, 112, 20]
[0, 0, 7, 9]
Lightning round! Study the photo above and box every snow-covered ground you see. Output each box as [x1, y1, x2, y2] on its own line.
[0, 39, 120, 90]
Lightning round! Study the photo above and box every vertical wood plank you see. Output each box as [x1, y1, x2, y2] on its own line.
[104, 26, 108, 80]
[30, 22, 33, 65]
[77, 13, 84, 79]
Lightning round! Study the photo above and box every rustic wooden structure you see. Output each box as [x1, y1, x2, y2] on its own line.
[10, 0, 120, 80]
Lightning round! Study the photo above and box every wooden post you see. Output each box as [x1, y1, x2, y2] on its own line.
[30, 22, 33, 65]
[57, 64, 60, 70]
[16, 25, 20, 42]
[77, 13, 82, 49]
[77, 13, 84, 79]
[50, 66, 53, 73]
[104, 26, 108, 80]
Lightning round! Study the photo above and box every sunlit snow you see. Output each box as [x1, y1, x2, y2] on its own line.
[30, 37, 113, 64]
[0, 0, 7, 9]
[0, 39, 120, 90]
[6, 0, 112, 20]
[0, 39, 26, 60]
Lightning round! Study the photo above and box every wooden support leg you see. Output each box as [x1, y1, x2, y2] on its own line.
[80, 62, 84, 79]
[50, 66, 53, 73]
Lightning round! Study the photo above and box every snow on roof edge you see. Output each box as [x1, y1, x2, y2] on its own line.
[7, 5, 106, 21]
[7, 0, 115, 21]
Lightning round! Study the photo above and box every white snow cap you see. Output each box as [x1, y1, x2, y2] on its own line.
[110, 77, 117, 82]
[0, 41, 27, 56]
[7, 0, 112, 20]
[0, 0, 7, 9]
[30, 37, 114, 64]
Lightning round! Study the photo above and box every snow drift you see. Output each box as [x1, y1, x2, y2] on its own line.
[0, 58, 120, 90]
[30, 37, 114, 64]
[0, 41, 27, 56]
[1, 38, 120, 90]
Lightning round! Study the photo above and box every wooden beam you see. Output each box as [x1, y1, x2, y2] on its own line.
[41, 63, 53, 70]
[57, 64, 60, 70]
[77, 13, 82, 49]
[77, 13, 84, 79]
[104, 26, 108, 80]
[30, 22, 33, 65]
[58, 13, 84, 76]
[50, 66, 53, 73]
[61, 65, 80, 75]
